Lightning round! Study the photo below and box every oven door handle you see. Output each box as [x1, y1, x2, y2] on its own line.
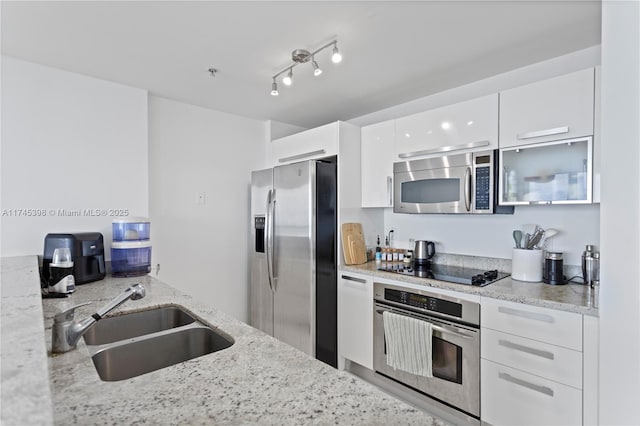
[375, 308, 475, 340]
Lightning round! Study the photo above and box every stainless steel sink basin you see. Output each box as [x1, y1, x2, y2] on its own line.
[81, 305, 235, 381]
[83, 306, 197, 345]
[90, 326, 234, 381]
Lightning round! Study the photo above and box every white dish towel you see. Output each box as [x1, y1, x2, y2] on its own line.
[382, 310, 433, 378]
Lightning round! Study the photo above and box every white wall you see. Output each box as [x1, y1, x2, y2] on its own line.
[148, 96, 265, 322]
[599, 1, 640, 424]
[348, 46, 602, 266]
[1, 56, 148, 258]
[384, 205, 599, 267]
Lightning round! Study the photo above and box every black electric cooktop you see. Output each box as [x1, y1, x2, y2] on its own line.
[376, 262, 510, 287]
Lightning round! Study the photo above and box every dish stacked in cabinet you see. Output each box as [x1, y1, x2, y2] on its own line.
[111, 218, 152, 277]
[480, 298, 584, 425]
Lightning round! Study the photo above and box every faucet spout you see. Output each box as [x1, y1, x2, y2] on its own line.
[94, 283, 146, 320]
[52, 283, 145, 353]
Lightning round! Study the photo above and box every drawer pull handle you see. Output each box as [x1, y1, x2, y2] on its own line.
[397, 140, 490, 158]
[278, 149, 326, 163]
[498, 372, 554, 397]
[498, 306, 555, 323]
[341, 275, 366, 284]
[516, 126, 569, 140]
[498, 339, 555, 360]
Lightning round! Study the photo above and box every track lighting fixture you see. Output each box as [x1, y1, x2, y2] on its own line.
[270, 40, 342, 95]
[311, 58, 322, 77]
[331, 44, 342, 63]
[282, 68, 293, 86]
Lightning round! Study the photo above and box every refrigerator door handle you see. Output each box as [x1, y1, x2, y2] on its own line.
[265, 189, 277, 292]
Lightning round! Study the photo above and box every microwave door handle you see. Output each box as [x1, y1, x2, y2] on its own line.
[464, 167, 472, 212]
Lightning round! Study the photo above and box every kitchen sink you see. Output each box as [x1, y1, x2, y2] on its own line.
[82, 305, 234, 381]
[90, 326, 234, 381]
[83, 306, 197, 345]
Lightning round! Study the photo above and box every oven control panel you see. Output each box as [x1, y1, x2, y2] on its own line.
[385, 288, 462, 318]
[374, 282, 480, 326]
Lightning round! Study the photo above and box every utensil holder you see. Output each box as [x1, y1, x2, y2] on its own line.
[512, 248, 543, 282]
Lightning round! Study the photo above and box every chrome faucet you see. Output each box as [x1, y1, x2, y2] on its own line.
[51, 283, 146, 353]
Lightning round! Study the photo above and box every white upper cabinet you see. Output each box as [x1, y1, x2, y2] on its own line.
[361, 120, 395, 208]
[394, 94, 499, 161]
[499, 68, 595, 148]
[268, 121, 339, 166]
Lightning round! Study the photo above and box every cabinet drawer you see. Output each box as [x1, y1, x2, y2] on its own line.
[481, 359, 582, 426]
[481, 298, 582, 350]
[481, 328, 582, 388]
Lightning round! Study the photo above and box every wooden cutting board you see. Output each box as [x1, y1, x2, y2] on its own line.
[341, 223, 367, 265]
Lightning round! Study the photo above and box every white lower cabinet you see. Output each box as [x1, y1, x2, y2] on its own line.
[481, 328, 583, 389]
[481, 359, 582, 426]
[481, 297, 587, 425]
[337, 272, 373, 370]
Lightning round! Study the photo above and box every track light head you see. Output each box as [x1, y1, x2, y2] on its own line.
[271, 80, 279, 96]
[283, 68, 293, 86]
[312, 59, 323, 77]
[331, 44, 342, 64]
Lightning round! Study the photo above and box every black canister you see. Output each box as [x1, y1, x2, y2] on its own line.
[543, 251, 565, 285]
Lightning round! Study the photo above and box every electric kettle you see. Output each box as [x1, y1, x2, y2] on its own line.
[414, 240, 436, 266]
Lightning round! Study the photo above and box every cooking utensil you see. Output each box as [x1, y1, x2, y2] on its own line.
[513, 230, 523, 248]
[527, 228, 545, 249]
[523, 233, 531, 250]
[542, 228, 559, 242]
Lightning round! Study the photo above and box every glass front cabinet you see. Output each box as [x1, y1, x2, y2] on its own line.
[499, 137, 593, 205]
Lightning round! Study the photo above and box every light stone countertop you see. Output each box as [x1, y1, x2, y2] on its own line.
[341, 261, 599, 317]
[1, 256, 54, 426]
[2, 256, 450, 426]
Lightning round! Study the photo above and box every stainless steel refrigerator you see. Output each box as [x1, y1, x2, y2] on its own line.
[250, 159, 337, 367]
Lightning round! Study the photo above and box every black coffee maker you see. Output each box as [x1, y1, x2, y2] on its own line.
[42, 233, 106, 286]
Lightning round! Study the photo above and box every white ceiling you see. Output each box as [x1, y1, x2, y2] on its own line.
[1, 1, 601, 129]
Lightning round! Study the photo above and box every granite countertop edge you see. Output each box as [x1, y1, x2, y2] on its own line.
[340, 262, 599, 317]
[1, 256, 449, 426]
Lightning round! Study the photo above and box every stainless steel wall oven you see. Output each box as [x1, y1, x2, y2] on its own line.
[373, 282, 480, 419]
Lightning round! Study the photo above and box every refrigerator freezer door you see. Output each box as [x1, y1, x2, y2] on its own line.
[250, 169, 274, 336]
[273, 161, 315, 356]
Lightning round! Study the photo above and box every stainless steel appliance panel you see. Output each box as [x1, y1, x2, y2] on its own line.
[272, 161, 315, 355]
[393, 150, 508, 215]
[394, 164, 472, 214]
[250, 169, 274, 336]
[373, 282, 480, 418]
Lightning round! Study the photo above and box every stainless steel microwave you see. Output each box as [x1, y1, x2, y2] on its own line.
[393, 150, 513, 214]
